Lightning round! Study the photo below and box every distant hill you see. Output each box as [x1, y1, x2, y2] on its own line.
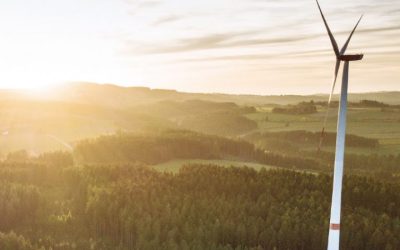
[57, 83, 400, 106]
[0, 82, 399, 154]
[2, 82, 400, 106]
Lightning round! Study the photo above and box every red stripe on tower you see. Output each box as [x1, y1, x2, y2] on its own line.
[330, 223, 340, 230]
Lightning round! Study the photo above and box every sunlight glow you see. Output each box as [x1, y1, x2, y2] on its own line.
[0, 0, 398, 94]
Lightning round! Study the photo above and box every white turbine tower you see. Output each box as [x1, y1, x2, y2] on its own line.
[315, 1, 364, 250]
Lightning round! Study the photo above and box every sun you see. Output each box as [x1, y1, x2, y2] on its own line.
[0, 29, 118, 91]
[0, 73, 59, 90]
[0, 44, 72, 91]
[0, 74, 76, 102]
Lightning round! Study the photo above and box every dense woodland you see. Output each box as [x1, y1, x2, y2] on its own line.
[0, 130, 399, 249]
[0, 159, 399, 249]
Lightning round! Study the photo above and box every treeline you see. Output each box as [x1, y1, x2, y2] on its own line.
[141, 99, 256, 118]
[315, 99, 399, 108]
[74, 130, 255, 165]
[308, 150, 400, 177]
[352, 100, 390, 108]
[246, 130, 379, 148]
[5, 150, 73, 168]
[272, 102, 317, 115]
[73, 130, 325, 172]
[73, 130, 400, 178]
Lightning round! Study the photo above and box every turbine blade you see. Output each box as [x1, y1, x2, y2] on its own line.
[316, 0, 340, 57]
[318, 59, 341, 152]
[340, 15, 363, 55]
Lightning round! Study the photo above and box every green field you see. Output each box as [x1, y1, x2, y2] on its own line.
[151, 159, 277, 173]
[246, 106, 400, 155]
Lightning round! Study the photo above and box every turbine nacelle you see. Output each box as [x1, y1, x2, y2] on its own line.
[338, 54, 363, 61]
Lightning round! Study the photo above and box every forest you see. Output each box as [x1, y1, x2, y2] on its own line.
[0, 129, 398, 249]
[0, 159, 399, 250]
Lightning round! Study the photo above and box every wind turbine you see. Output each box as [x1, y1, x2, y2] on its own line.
[315, 1, 363, 250]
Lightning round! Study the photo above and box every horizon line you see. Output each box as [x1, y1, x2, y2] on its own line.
[0, 81, 399, 97]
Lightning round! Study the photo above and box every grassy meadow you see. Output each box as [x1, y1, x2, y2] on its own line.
[246, 106, 400, 154]
[151, 159, 277, 173]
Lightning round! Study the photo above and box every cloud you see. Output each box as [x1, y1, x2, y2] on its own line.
[137, 1, 161, 8]
[121, 21, 400, 61]
[123, 31, 321, 55]
[152, 15, 183, 26]
[177, 49, 330, 63]
[355, 25, 400, 34]
[124, 0, 162, 15]
[124, 0, 161, 8]
[180, 54, 277, 62]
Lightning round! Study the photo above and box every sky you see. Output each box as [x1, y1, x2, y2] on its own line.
[0, 0, 399, 95]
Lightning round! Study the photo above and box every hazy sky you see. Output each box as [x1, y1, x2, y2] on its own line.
[0, 0, 399, 94]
